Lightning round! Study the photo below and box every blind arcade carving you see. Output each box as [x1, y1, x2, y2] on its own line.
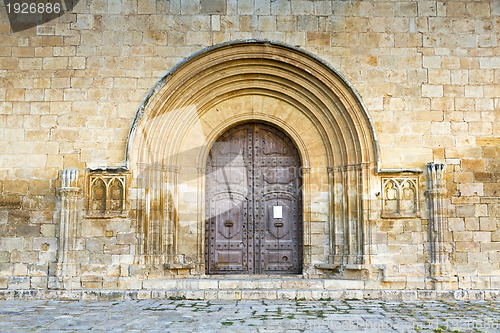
[381, 177, 419, 218]
[87, 174, 126, 217]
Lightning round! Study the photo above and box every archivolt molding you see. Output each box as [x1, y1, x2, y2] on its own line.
[197, 113, 310, 169]
[126, 40, 381, 270]
[127, 40, 380, 171]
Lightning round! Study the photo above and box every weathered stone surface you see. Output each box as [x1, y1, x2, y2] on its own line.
[0, 0, 497, 294]
[324, 280, 365, 290]
[8, 277, 30, 290]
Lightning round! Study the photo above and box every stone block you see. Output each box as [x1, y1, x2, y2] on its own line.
[0, 291, 15, 300]
[106, 265, 121, 277]
[61, 290, 82, 301]
[185, 31, 211, 45]
[176, 280, 199, 289]
[484, 290, 500, 300]
[465, 217, 479, 231]
[422, 85, 443, 97]
[416, 290, 437, 300]
[200, 0, 225, 14]
[12, 264, 27, 276]
[0, 277, 8, 289]
[80, 291, 99, 301]
[27, 264, 48, 277]
[4, 181, 29, 195]
[40, 225, 56, 237]
[217, 290, 242, 300]
[453, 231, 473, 242]
[218, 280, 240, 289]
[81, 276, 103, 289]
[241, 290, 263, 300]
[36, 290, 60, 299]
[0, 238, 23, 252]
[306, 32, 330, 46]
[116, 233, 136, 245]
[479, 218, 497, 231]
[118, 277, 142, 290]
[9, 277, 30, 289]
[99, 291, 124, 301]
[102, 277, 118, 289]
[473, 232, 491, 242]
[448, 218, 465, 231]
[203, 290, 218, 300]
[280, 280, 315, 289]
[198, 280, 218, 290]
[481, 243, 500, 252]
[456, 241, 480, 252]
[184, 290, 204, 300]
[48, 277, 63, 290]
[103, 245, 130, 255]
[472, 277, 491, 290]
[151, 291, 166, 299]
[0, 58, 18, 70]
[33, 237, 58, 252]
[276, 290, 297, 300]
[122, 291, 138, 300]
[324, 280, 364, 289]
[142, 279, 176, 290]
[14, 290, 38, 300]
[423, 56, 441, 68]
[138, 0, 156, 14]
[30, 277, 48, 289]
[343, 290, 364, 300]
[136, 290, 152, 299]
[466, 2, 491, 17]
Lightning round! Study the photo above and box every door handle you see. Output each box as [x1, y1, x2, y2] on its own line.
[224, 220, 234, 227]
[274, 222, 283, 227]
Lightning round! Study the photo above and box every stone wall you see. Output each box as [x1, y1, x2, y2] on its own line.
[0, 0, 498, 291]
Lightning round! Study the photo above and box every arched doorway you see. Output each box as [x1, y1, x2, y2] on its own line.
[127, 40, 380, 274]
[205, 123, 302, 274]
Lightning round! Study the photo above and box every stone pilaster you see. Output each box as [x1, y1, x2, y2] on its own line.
[426, 163, 451, 290]
[56, 169, 82, 288]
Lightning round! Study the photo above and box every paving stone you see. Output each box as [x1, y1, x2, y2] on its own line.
[0, 299, 498, 332]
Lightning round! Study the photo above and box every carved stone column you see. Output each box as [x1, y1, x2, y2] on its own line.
[317, 164, 366, 275]
[300, 166, 312, 275]
[197, 166, 207, 272]
[426, 162, 451, 289]
[329, 164, 365, 265]
[136, 163, 174, 265]
[56, 169, 82, 287]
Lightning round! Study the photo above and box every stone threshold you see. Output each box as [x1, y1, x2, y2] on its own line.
[1, 289, 498, 301]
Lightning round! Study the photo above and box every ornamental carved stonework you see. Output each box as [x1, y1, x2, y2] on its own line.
[86, 173, 126, 217]
[381, 177, 419, 218]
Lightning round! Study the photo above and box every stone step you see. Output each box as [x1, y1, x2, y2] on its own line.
[140, 278, 366, 290]
[1, 289, 498, 302]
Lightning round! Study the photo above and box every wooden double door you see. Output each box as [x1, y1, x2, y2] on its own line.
[205, 123, 302, 274]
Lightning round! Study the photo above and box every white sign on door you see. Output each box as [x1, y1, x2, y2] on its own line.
[273, 206, 282, 219]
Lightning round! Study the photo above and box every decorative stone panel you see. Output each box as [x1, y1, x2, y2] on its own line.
[86, 173, 126, 217]
[381, 177, 419, 218]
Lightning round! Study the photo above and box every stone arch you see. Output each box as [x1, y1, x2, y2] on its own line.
[127, 40, 379, 273]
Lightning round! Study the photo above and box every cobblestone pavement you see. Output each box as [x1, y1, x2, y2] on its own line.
[0, 299, 499, 332]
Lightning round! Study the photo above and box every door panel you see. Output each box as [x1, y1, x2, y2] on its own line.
[206, 123, 302, 274]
